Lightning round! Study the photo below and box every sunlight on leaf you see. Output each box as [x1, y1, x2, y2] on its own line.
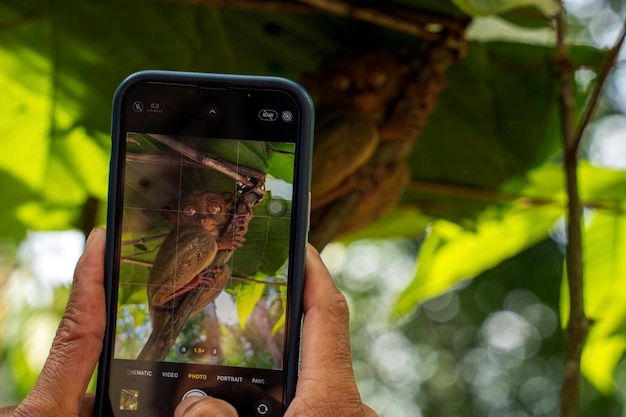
[235, 282, 266, 329]
[561, 211, 626, 393]
[271, 311, 286, 337]
[395, 205, 562, 317]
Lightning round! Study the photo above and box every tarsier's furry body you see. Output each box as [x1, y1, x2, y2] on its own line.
[139, 191, 250, 360]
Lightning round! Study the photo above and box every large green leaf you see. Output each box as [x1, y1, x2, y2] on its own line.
[406, 41, 603, 226]
[394, 204, 562, 317]
[233, 193, 292, 277]
[397, 161, 626, 316]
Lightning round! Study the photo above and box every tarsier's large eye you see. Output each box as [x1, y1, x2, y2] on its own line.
[367, 70, 389, 89]
[182, 204, 197, 217]
[331, 73, 351, 92]
[207, 200, 223, 215]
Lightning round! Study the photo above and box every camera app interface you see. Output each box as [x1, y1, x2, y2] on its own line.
[109, 131, 296, 417]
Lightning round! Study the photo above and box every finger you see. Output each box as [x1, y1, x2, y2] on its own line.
[15, 228, 106, 417]
[295, 245, 362, 400]
[174, 396, 238, 417]
[301, 244, 354, 369]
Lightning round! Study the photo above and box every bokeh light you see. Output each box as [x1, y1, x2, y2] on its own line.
[324, 237, 566, 417]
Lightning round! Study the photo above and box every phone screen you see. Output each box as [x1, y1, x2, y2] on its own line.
[96, 73, 312, 417]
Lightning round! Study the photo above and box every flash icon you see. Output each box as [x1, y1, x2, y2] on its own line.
[281, 111, 293, 122]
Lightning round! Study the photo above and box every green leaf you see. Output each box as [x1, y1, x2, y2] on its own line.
[395, 204, 562, 317]
[560, 211, 626, 394]
[232, 193, 292, 277]
[206, 139, 268, 172]
[271, 311, 286, 337]
[451, 0, 559, 16]
[499, 7, 553, 28]
[235, 282, 266, 329]
[506, 161, 626, 210]
[409, 41, 603, 226]
[266, 143, 295, 183]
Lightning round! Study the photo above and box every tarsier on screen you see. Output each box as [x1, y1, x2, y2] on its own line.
[118, 133, 289, 367]
[146, 191, 252, 351]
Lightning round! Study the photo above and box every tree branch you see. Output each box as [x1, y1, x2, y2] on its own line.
[556, 8, 626, 417]
[127, 149, 266, 182]
[230, 275, 287, 286]
[297, 0, 452, 41]
[146, 134, 258, 187]
[408, 179, 624, 211]
[556, 5, 587, 417]
[115, 0, 468, 42]
[121, 258, 153, 268]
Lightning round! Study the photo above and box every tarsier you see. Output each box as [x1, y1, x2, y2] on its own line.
[307, 50, 416, 245]
[145, 191, 251, 352]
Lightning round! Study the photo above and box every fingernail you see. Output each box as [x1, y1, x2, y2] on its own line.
[85, 227, 103, 249]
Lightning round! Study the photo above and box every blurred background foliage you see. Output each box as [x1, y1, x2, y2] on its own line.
[1, 0, 626, 416]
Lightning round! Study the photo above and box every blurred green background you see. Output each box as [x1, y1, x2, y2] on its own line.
[2, 0, 626, 416]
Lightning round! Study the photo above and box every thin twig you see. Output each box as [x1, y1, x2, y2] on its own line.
[122, 234, 168, 246]
[572, 17, 626, 151]
[408, 179, 623, 211]
[121, 258, 153, 267]
[230, 275, 287, 286]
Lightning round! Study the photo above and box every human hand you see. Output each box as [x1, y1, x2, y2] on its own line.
[0, 228, 238, 417]
[0, 228, 106, 417]
[175, 244, 377, 417]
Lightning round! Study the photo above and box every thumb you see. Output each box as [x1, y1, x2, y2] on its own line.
[174, 396, 238, 417]
[13, 228, 106, 417]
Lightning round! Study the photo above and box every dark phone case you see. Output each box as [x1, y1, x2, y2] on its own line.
[94, 70, 314, 417]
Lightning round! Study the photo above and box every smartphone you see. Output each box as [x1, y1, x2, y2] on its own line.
[94, 71, 314, 417]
